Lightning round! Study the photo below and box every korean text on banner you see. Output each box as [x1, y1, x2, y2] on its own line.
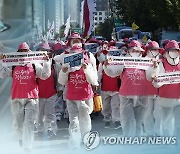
[63, 52, 84, 68]
[154, 71, 180, 85]
[1, 51, 48, 66]
[107, 56, 155, 70]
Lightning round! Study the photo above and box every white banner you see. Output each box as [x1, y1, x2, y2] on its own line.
[154, 71, 180, 85]
[107, 56, 155, 70]
[63, 52, 84, 68]
[0, 51, 47, 66]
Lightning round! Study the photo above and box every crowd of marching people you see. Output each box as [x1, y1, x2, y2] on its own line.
[0, 32, 180, 152]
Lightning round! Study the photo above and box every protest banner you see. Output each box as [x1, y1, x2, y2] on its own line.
[0, 51, 48, 66]
[107, 56, 155, 70]
[84, 43, 100, 53]
[63, 52, 84, 68]
[154, 71, 180, 85]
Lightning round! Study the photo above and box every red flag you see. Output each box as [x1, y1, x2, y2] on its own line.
[83, 0, 96, 38]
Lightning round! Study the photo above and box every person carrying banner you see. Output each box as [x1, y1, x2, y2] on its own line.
[98, 48, 121, 129]
[0, 42, 51, 151]
[36, 42, 60, 138]
[144, 41, 162, 136]
[149, 40, 180, 137]
[58, 44, 98, 149]
[118, 38, 130, 50]
[54, 33, 98, 123]
[54, 32, 98, 98]
[103, 40, 147, 136]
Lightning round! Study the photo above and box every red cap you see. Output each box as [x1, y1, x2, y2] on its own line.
[18, 42, 29, 50]
[103, 41, 109, 44]
[146, 41, 160, 50]
[67, 32, 84, 47]
[162, 39, 170, 48]
[128, 40, 144, 52]
[53, 43, 62, 51]
[108, 40, 116, 47]
[165, 40, 180, 51]
[39, 42, 51, 50]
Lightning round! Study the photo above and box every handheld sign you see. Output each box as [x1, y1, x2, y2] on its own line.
[1, 51, 47, 66]
[108, 49, 122, 56]
[84, 43, 100, 53]
[64, 52, 83, 67]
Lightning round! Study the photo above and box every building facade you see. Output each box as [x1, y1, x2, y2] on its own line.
[64, 0, 82, 27]
[94, 0, 109, 27]
[0, 0, 3, 19]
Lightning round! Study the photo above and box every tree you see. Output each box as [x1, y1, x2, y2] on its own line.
[114, 0, 180, 41]
[95, 17, 114, 41]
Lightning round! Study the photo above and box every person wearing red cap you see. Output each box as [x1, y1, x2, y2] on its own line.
[162, 39, 170, 49]
[118, 38, 130, 52]
[0, 42, 51, 151]
[98, 47, 121, 129]
[54, 33, 98, 125]
[149, 40, 180, 137]
[66, 32, 84, 48]
[58, 44, 98, 149]
[53, 32, 83, 68]
[104, 40, 147, 136]
[54, 32, 87, 69]
[52, 41, 66, 121]
[96, 41, 109, 63]
[108, 40, 116, 47]
[35, 42, 62, 139]
[144, 41, 162, 136]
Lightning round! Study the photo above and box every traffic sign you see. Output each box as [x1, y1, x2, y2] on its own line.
[71, 28, 83, 34]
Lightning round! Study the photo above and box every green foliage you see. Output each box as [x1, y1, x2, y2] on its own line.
[115, 0, 180, 31]
[95, 17, 114, 41]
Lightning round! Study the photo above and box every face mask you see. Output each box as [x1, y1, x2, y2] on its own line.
[72, 43, 82, 48]
[150, 50, 159, 57]
[169, 51, 179, 59]
[97, 53, 106, 63]
[129, 52, 141, 57]
[103, 45, 108, 50]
